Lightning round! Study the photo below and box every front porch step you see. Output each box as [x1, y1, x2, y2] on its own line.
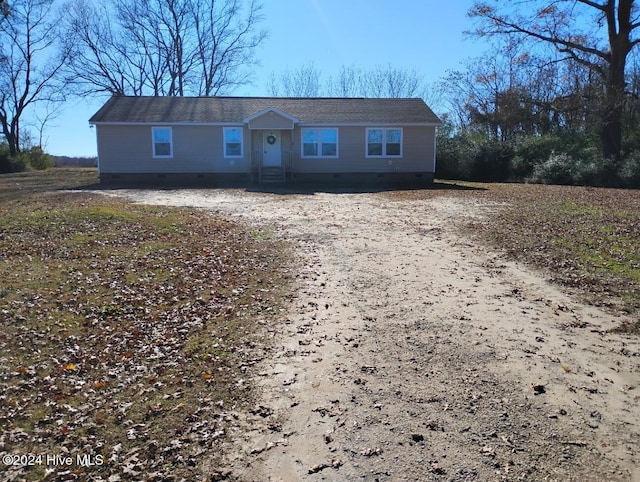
[260, 166, 285, 184]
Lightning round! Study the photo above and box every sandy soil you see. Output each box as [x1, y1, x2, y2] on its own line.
[101, 188, 639, 481]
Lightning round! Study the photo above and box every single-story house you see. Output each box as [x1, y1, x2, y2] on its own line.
[89, 96, 442, 185]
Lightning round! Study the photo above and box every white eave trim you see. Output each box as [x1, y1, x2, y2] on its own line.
[243, 107, 300, 124]
[89, 121, 244, 126]
[300, 122, 442, 127]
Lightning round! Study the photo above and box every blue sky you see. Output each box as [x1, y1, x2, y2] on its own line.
[44, 0, 483, 157]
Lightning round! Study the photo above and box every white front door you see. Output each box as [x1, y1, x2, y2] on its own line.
[263, 131, 282, 167]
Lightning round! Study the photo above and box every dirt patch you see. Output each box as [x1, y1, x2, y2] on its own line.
[100, 188, 640, 481]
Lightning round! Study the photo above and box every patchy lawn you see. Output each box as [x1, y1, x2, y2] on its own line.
[0, 168, 99, 203]
[2, 169, 638, 481]
[384, 181, 640, 333]
[0, 170, 294, 480]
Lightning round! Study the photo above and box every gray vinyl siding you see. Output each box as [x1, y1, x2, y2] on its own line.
[248, 113, 294, 130]
[97, 125, 250, 173]
[96, 124, 435, 174]
[291, 125, 435, 174]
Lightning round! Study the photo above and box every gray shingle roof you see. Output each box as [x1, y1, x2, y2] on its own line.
[89, 96, 441, 125]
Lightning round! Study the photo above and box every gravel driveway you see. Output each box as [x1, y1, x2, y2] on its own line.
[102, 187, 640, 481]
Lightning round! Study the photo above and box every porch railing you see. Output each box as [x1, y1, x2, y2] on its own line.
[283, 150, 293, 171]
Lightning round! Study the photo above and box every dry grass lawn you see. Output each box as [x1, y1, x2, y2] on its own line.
[0, 169, 294, 480]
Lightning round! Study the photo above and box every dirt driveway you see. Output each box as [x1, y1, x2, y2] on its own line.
[103, 187, 639, 481]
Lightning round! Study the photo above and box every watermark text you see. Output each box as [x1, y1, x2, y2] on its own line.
[2, 453, 104, 467]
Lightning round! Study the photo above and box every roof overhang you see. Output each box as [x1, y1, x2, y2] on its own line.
[243, 107, 299, 130]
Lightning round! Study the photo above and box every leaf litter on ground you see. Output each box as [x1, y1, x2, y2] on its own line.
[0, 189, 295, 481]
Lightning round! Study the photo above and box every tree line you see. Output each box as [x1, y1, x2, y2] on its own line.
[435, 0, 640, 187]
[267, 63, 431, 99]
[0, 0, 638, 188]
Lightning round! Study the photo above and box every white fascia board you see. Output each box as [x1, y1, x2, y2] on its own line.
[90, 121, 442, 127]
[89, 121, 244, 126]
[299, 122, 442, 127]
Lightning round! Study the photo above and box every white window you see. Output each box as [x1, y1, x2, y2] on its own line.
[302, 128, 338, 158]
[224, 127, 243, 158]
[152, 127, 173, 158]
[366, 128, 403, 157]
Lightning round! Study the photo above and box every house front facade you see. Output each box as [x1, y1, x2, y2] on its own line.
[89, 96, 442, 184]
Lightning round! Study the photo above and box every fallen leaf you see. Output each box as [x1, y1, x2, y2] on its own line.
[532, 383, 546, 394]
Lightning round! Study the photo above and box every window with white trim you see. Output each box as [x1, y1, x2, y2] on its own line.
[302, 128, 338, 158]
[152, 127, 173, 158]
[366, 128, 402, 157]
[224, 127, 243, 157]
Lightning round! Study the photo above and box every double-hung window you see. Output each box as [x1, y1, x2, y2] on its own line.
[224, 127, 243, 158]
[152, 127, 173, 158]
[302, 128, 338, 158]
[366, 128, 402, 157]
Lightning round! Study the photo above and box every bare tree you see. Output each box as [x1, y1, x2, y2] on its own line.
[442, 38, 550, 138]
[362, 64, 425, 98]
[268, 63, 321, 97]
[325, 64, 360, 97]
[193, 0, 266, 96]
[0, 0, 71, 168]
[442, 31, 613, 140]
[31, 100, 60, 150]
[269, 63, 430, 99]
[65, 0, 266, 96]
[441, 58, 506, 137]
[66, 0, 147, 95]
[325, 64, 428, 98]
[468, 0, 640, 159]
[112, 0, 197, 96]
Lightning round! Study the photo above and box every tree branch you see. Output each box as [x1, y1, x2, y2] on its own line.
[575, 0, 606, 12]
[473, 9, 609, 62]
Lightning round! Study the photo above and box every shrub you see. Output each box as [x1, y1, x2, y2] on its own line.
[528, 153, 576, 185]
[620, 150, 640, 188]
[0, 143, 12, 173]
[527, 149, 626, 187]
[25, 146, 53, 170]
[623, 125, 640, 154]
[572, 149, 620, 187]
[0, 145, 54, 172]
[435, 136, 465, 180]
[436, 132, 637, 188]
[436, 134, 514, 182]
[511, 134, 564, 180]
[465, 140, 513, 182]
[9, 153, 30, 172]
